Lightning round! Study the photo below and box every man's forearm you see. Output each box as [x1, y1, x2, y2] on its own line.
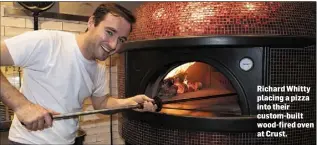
[0, 71, 29, 111]
[101, 96, 132, 109]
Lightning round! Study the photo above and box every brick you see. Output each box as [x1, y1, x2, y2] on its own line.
[45, 18, 80, 24]
[110, 88, 118, 96]
[4, 27, 32, 36]
[114, 138, 125, 145]
[94, 140, 110, 145]
[95, 132, 122, 143]
[1, 17, 25, 27]
[63, 22, 86, 32]
[94, 119, 111, 127]
[84, 126, 109, 135]
[79, 22, 88, 25]
[25, 18, 36, 28]
[110, 66, 117, 73]
[41, 21, 63, 30]
[1, 5, 4, 17]
[110, 75, 117, 88]
[110, 83, 117, 89]
[1, 26, 4, 36]
[1, 2, 13, 7]
[111, 131, 121, 139]
[81, 114, 100, 122]
[82, 134, 97, 143]
[111, 118, 119, 125]
[0, 36, 10, 42]
[111, 124, 119, 132]
[96, 132, 111, 142]
[80, 122, 96, 129]
[26, 18, 62, 30]
[81, 105, 102, 122]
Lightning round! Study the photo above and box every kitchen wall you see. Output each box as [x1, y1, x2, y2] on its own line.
[0, 2, 124, 145]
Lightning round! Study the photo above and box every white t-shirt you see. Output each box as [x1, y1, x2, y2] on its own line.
[4, 30, 108, 144]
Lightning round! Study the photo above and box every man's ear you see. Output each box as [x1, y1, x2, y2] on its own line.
[88, 16, 95, 30]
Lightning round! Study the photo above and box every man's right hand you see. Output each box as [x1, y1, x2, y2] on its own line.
[14, 102, 60, 131]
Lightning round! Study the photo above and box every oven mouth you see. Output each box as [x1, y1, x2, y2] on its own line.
[152, 61, 242, 118]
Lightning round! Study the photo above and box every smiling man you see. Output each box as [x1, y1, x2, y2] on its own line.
[0, 3, 157, 145]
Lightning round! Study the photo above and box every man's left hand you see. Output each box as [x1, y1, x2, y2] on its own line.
[128, 94, 157, 112]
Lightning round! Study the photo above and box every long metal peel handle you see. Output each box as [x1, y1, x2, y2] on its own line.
[53, 104, 143, 120]
[21, 97, 163, 125]
[21, 104, 143, 126]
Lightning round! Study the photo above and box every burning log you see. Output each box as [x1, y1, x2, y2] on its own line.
[188, 82, 203, 92]
[158, 78, 178, 98]
[174, 82, 188, 94]
[158, 77, 203, 97]
[158, 65, 206, 97]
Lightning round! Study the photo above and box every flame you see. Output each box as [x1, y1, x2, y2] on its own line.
[165, 62, 195, 79]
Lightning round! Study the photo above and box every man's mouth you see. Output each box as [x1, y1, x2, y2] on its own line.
[101, 45, 111, 52]
[101, 45, 116, 55]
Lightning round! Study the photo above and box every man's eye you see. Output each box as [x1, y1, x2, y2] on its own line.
[119, 38, 125, 43]
[106, 30, 113, 36]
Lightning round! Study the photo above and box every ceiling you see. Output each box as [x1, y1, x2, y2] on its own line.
[13, 2, 145, 16]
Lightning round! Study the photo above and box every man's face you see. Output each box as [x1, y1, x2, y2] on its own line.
[88, 13, 131, 61]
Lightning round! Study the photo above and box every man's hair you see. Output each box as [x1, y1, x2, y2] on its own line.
[85, 3, 136, 32]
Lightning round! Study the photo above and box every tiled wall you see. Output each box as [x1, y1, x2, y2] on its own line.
[0, 3, 124, 145]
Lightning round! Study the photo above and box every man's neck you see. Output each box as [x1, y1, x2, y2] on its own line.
[76, 33, 94, 61]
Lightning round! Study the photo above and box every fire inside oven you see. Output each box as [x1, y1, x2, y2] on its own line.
[155, 61, 241, 118]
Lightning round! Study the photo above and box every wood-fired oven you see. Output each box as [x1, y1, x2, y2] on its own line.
[117, 2, 315, 145]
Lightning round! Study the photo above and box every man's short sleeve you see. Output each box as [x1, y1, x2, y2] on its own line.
[92, 64, 109, 97]
[4, 30, 54, 69]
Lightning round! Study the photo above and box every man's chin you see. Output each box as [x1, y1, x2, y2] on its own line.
[97, 55, 108, 61]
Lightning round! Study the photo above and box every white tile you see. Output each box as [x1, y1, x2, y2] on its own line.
[114, 138, 125, 145]
[94, 120, 110, 127]
[41, 21, 62, 30]
[1, 17, 25, 27]
[96, 132, 110, 142]
[0, 5, 4, 17]
[26, 18, 63, 30]
[4, 27, 32, 36]
[1, 26, 4, 36]
[110, 66, 117, 73]
[80, 122, 96, 129]
[82, 134, 97, 143]
[79, 21, 88, 25]
[25, 17, 35, 28]
[63, 22, 86, 32]
[45, 18, 80, 24]
[94, 140, 110, 145]
[110, 74, 117, 87]
[0, 36, 10, 42]
[111, 124, 119, 132]
[110, 87, 118, 96]
[112, 131, 121, 139]
[84, 126, 109, 135]
[111, 119, 119, 125]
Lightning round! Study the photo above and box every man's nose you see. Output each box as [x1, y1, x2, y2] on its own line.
[109, 39, 118, 51]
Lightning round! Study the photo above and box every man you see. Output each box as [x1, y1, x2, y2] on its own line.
[0, 3, 157, 144]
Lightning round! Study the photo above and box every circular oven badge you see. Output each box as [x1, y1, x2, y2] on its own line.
[239, 57, 254, 71]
